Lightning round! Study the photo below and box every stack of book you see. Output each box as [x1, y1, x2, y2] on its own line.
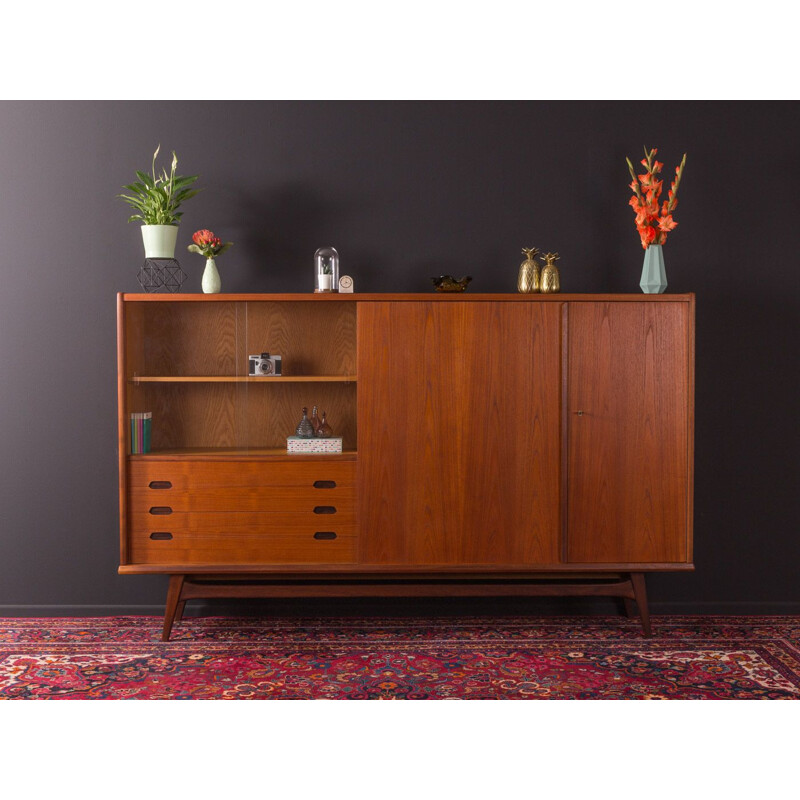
[130, 412, 152, 454]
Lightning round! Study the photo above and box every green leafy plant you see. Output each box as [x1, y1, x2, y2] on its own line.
[118, 145, 201, 225]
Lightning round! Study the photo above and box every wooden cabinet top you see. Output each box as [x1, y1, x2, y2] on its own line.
[119, 292, 695, 303]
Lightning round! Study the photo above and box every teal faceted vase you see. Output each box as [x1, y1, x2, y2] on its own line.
[640, 244, 667, 294]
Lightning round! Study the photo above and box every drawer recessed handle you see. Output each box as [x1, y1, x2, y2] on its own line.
[149, 506, 173, 515]
[149, 481, 172, 490]
[149, 532, 173, 540]
[314, 531, 337, 540]
[313, 506, 337, 515]
[313, 480, 337, 489]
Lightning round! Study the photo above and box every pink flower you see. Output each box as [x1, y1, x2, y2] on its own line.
[193, 229, 216, 246]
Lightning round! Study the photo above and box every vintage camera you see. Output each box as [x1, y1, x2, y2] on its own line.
[248, 352, 282, 377]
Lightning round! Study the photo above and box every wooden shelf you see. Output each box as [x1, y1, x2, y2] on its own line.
[128, 447, 357, 461]
[130, 375, 357, 383]
[121, 292, 696, 303]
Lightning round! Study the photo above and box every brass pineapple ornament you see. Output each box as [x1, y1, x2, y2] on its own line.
[540, 252, 561, 293]
[517, 247, 540, 293]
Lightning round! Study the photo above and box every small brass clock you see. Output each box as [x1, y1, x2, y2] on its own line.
[338, 275, 354, 293]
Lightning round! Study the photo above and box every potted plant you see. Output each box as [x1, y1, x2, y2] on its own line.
[187, 229, 233, 293]
[119, 145, 201, 259]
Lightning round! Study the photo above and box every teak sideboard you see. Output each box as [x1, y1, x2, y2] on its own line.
[116, 293, 695, 639]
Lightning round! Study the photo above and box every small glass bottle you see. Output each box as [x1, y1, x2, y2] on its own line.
[314, 247, 339, 293]
[295, 407, 315, 438]
[316, 411, 332, 438]
[310, 405, 320, 434]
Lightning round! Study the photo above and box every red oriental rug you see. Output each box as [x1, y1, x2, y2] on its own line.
[1, 615, 798, 699]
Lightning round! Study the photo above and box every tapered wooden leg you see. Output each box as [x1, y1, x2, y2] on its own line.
[162, 575, 185, 641]
[175, 600, 186, 622]
[630, 572, 652, 637]
[623, 597, 637, 618]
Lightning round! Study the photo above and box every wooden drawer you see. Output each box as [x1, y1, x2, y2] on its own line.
[128, 459, 355, 513]
[129, 485, 355, 514]
[129, 511, 356, 565]
[128, 460, 355, 490]
[126, 459, 358, 565]
[131, 510, 356, 533]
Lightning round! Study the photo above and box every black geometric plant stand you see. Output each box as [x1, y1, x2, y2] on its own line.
[138, 258, 187, 293]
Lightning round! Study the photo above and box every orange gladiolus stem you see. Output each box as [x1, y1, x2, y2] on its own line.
[626, 146, 687, 249]
[667, 153, 687, 213]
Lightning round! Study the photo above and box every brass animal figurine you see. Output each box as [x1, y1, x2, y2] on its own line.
[431, 275, 472, 292]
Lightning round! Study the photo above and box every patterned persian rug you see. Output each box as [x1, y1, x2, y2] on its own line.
[1, 615, 798, 699]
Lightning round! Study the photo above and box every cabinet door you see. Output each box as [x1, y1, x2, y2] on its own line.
[358, 301, 561, 566]
[566, 302, 691, 564]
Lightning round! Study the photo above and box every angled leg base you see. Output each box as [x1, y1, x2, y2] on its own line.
[162, 575, 186, 642]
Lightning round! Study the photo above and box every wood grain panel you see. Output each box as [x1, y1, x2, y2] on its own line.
[120, 562, 694, 575]
[129, 514, 357, 565]
[130, 449, 356, 460]
[138, 301, 244, 377]
[244, 301, 357, 376]
[459, 303, 561, 563]
[130, 382, 357, 452]
[121, 292, 695, 303]
[566, 302, 690, 563]
[129, 486, 356, 513]
[244, 382, 357, 451]
[118, 295, 134, 564]
[136, 383, 244, 450]
[358, 301, 561, 566]
[130, 511, 356, 534]
[128, 459, 356, 489]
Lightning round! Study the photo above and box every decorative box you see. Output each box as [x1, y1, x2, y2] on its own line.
[286, 436, 343, 454]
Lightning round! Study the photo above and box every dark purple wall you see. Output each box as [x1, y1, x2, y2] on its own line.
[0, 101, 797, 614]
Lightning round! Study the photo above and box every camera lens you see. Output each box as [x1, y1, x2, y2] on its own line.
[261, 362, 273, 374]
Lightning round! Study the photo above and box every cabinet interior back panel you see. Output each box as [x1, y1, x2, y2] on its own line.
[244, 302, 357, 377]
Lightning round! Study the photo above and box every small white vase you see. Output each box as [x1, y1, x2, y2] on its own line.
[202, 258, 221, 294]
[141, 225, 178, 259]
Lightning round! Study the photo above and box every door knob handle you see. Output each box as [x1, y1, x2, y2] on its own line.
[573, 410, 585, 416]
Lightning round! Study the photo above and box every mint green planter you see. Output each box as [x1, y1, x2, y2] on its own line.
[640, 244, 667, 294]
